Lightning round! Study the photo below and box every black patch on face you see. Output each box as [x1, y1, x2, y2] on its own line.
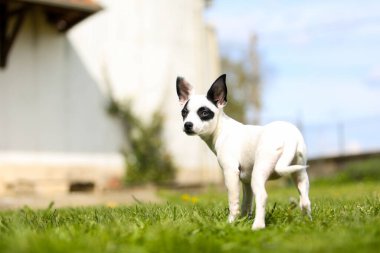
[197, 106, 215, 121]
[181, 100, 189, 120]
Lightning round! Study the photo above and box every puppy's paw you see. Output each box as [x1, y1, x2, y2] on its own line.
[240, 208, 253, 218]
[252, 221, 266, 231]
[301, 201, 312, 220]
[303, 209, 313, 221]
[242, 212, 253, 219]
[227, 214, 238, 223]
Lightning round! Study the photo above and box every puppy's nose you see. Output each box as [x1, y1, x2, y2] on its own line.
[184, 122, 193, 131]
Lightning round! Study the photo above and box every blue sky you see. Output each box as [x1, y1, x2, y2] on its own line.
[205, 0, 380, 156]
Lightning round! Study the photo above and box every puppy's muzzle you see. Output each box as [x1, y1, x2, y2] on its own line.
[184, 122, 195, 135]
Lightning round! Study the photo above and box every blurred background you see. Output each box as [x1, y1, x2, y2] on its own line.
[206, 0, 380, 158]
[0, 0, 379, 206]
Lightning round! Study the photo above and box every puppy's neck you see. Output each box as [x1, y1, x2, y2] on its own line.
[200, 110, 232, 153]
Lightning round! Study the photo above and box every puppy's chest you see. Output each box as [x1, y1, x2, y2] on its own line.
[216, 135, 257, 184]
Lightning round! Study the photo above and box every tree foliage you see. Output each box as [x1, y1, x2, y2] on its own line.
[221, 35, 262, 124]
[107, 99, 176, 186]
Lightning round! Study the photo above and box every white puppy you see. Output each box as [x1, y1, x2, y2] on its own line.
[176, 74, 311, 230]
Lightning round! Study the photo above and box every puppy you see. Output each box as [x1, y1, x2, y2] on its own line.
[176, 74, 311, 230]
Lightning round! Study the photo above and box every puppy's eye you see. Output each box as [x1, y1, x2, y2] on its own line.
[197, 107, 214, 121]
[201, 111, 209, 117]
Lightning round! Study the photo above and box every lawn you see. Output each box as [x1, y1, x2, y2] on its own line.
[0, 182, 379, 253]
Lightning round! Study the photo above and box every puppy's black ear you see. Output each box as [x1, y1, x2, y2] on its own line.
[207, 74, 227, 108]
[176, 76, 194, 106]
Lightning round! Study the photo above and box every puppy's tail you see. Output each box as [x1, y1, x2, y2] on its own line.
[275, 165, 309, 176]
[274, 139, 308, 176]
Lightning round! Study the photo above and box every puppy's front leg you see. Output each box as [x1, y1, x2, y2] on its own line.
[221, 163, 241, 223]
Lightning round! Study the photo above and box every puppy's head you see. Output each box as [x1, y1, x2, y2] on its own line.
[176, 74, 227, 136]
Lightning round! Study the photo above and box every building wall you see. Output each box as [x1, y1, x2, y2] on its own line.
[0, 0, 222, 194]
[69, 0, 222, 184]
[0, 9, 125, 194]
[0, 9, 124, 153]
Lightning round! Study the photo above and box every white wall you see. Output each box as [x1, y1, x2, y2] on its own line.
[0, 0, 222, 186]
[0, 9, 124, 153]
[0, 8, 125, 194]
[69, 0, 222, 184]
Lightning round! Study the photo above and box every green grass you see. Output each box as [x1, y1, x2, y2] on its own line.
[0, 182, 379, 253]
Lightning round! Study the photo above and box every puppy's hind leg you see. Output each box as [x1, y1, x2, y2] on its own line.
[291, 169, 312, 219]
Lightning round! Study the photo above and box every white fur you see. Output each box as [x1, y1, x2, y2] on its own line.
[177, 77, 311, 230]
